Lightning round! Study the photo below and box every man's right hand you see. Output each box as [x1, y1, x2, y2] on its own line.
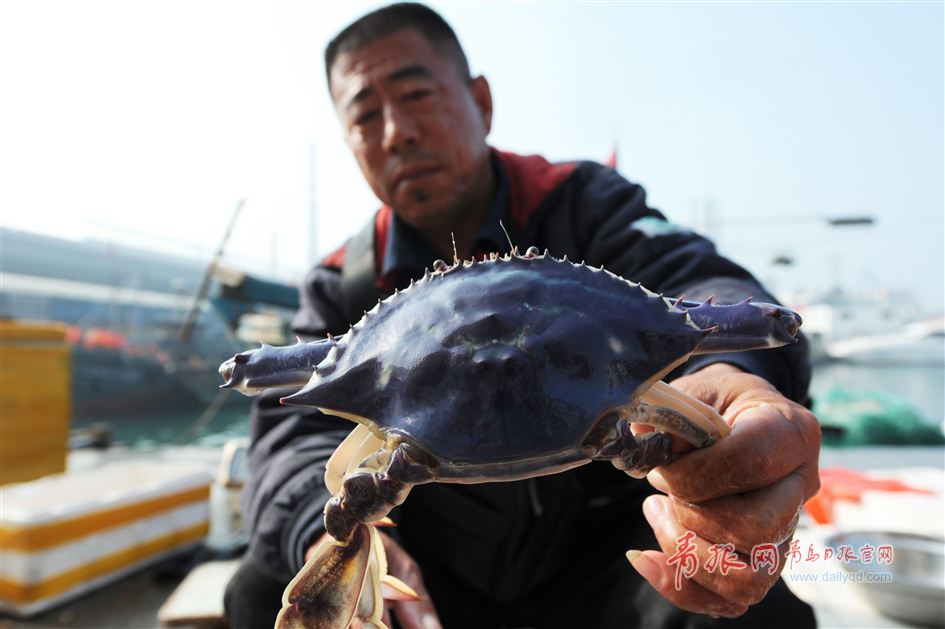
[306, 531, 442, 629]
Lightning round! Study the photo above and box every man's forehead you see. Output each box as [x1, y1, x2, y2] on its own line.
[329, 30, 449, 103]
[334, 62, 436, 108]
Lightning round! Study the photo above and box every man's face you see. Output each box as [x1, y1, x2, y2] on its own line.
[329, 29, 493, 231]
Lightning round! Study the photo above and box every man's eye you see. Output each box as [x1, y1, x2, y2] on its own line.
[355, 110, 379, 125]
[404, 89, 430, 102]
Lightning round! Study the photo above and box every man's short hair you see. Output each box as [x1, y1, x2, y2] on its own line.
[325, 3, 471, 88]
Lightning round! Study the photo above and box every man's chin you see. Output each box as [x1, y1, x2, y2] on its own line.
[392, 183, 437, 209]
[393, 190, 457, 225]
[395, 203, 467, 234]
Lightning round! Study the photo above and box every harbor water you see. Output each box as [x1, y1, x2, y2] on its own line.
[71, 394, 254, 449]
[76, 364, 945, 449]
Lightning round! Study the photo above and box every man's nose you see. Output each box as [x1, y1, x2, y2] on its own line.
[381, 104, 419, 153]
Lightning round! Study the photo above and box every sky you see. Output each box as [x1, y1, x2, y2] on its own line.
[1, 1, 942, 314]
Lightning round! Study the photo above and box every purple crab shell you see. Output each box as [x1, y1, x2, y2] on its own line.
[282, 255, 710, 463]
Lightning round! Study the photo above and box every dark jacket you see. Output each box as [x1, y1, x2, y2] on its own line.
[241, 150, 811, 603]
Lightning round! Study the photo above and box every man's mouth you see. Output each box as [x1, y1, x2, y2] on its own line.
[392, 165, 440, 189]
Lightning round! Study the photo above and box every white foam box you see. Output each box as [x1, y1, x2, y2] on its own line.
[0, 460, 212, 616]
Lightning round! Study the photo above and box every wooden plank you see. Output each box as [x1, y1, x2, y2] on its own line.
[158, 559, 240, 627]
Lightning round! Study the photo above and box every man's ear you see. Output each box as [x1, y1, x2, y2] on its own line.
[470, 75, 493, 134]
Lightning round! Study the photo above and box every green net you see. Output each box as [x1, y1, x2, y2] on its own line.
[814, 388, 945, 446]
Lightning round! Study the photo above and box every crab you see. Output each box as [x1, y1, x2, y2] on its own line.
[219, 247, 802, 629]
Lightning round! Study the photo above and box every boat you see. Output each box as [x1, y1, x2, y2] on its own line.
[0, 226, 299, 421]
[825, 316, 944, 366]
[781, 287, 937, 364]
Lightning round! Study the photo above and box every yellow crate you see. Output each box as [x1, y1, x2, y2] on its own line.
[0, 322, 71, 485]
[0, 323, 71, 343]
[0, 461, 212, 616]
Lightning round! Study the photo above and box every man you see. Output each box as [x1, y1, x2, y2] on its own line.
[225, 4, 820, 628]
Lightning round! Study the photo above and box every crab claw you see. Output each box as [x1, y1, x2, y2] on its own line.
[218, 337, 337, 396]
[218, 351, 251, 391]
[275, 524, 373, 629]
[757, 302, 803, 342]
[686, 300, 803, 353]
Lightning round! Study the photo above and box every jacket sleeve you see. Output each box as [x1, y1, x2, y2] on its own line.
[241, 263, 353, 582]
[569, 163, 811, 404]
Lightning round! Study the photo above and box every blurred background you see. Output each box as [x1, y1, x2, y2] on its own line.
[0, 2, 942, 626]
[1, 0, 941, 449]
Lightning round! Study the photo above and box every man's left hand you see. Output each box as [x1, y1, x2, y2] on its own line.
[627, 363, 821, 617]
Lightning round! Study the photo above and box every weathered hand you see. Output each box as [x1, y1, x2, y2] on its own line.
[373, 530, 442, 629]
[306, 531, 442, 629]
[627, 363, 821, 617]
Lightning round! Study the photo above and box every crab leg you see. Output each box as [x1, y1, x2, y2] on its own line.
[276, 522, 418, 629]
[275, 524, 372, 629]
[277, 433, 432, 629]
[599, 380, 733, 478]
[355, 552, 386, 629]
[354, 527, 420, 629]
[276, 427, 386, 629]
[325, 423, 385, 495]
[639, 380, 730, 440]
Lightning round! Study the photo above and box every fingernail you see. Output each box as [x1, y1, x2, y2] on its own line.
[626, 550, 664, 588]
[647, 469, 669, 492]
[420, 613, 441, 629]
[642, 496, 669, 527]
